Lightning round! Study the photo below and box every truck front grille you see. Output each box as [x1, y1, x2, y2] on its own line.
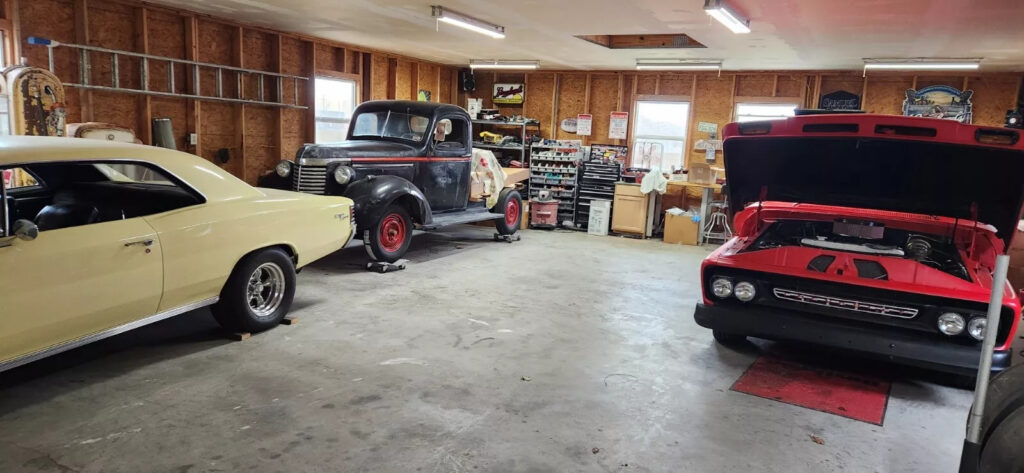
[772, 288, 919, 319]
[293, 165, 327, 194]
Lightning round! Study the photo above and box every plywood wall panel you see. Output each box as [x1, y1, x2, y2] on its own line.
[914, 76, 963, 90]
[472, 71, 494, 109]
[588, 74, 619, 143]
[197, 20, 236, 100]
[371, 55, 389, 100]
[736, 75, 774, 97]
[88, 3, 139, 89]
[148, 11, 187, 95]
[969, 76, 1019, 126]
[281, 108, 306, 159]
[776, 75, 806, 99]
[523, 73, 555, 138]
[394, 60, 413, 100]
[658, 74, 692, 96]
[90, 90, 136, 130]
[244, 107, 275, 183]
[555, 74, 587, 140]
[636, 75, 657, 95]
[314, 43, 335, 71]
[687, 74, 735, 167]
[863, 77, 914, 116]
[150, 97, 188, 150]
[418, 63, 439, 101]
[199, 102, 240, 174]
[439, 68, 453, 104]
[243, 30, 273, 100]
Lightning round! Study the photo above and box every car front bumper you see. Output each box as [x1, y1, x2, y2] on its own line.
[694, 302, 1011, 375]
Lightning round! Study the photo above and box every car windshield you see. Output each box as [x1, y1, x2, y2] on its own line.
[350, 110, 431, 143]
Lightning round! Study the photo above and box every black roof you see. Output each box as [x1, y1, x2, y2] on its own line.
[353, 100, 468, 117]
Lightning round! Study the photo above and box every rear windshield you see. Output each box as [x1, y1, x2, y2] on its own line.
[351, 111, 431, 143]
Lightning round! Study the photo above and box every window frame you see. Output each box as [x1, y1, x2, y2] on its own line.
[313, 71, 361, 144]
[631, 95, 693, 170]
[3, 167, 44, 194]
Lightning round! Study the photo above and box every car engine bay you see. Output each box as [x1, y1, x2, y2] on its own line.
[745, 219, 972, 281]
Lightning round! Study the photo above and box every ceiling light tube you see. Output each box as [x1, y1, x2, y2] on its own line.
[863, 58, 981, 71]
[432, 6, 505, 39]
[470, 60, 539, 70]
[635, 60, 723, 71]
[704, 0, 750, 34]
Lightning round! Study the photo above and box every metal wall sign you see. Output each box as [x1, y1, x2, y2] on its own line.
[819, 90, 861, 111]
[493, 83, 524, 105]
[903, 85, 974, 124]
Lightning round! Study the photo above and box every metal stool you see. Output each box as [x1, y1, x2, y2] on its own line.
[702, 200, 732, 243]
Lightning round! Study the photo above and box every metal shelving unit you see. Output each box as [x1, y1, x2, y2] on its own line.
[529, 140, 583, 225]
[471, 119, 541, 165]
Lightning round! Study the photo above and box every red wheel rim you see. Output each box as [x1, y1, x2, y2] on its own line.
[505, 199, 520, 226]
[379, 213, 406, 253]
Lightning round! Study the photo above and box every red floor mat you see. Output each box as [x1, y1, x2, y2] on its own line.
[731, 355, 892, 425]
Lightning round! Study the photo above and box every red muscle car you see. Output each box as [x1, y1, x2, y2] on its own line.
[694, 114, 1024, 374]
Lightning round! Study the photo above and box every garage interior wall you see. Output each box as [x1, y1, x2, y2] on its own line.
[16, 0, 460, 184]
[459, 71, 1024, 168]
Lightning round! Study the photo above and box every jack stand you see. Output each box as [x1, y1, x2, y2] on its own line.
[367, 259, 408, 273]
[493, 233, 521, 243]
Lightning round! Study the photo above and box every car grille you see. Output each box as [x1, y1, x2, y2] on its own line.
[293, 164, 327, 194]
[773, 288, 919, 319]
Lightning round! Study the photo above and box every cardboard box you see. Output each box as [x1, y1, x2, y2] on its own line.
[664, 211, 700, 245]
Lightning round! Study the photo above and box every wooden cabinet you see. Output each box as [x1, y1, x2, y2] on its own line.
[612, 183, 651, 236]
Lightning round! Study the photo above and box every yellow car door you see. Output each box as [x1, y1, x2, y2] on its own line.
[0, 216, 164, 367]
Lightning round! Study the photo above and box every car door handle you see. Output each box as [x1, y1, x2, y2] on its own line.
[124, 239, 154, 247]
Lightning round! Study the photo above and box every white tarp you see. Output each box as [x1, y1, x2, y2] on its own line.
[471, 148, 506, 208]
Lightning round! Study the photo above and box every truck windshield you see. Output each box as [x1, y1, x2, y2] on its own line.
[351, 110, 431, 143]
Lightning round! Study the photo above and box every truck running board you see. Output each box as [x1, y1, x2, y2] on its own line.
[421, 208, 503, 230]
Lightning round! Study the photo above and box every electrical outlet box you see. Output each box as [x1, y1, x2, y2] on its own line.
[188, 133, 198, 146]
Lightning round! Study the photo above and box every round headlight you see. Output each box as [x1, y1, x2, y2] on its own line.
[967, 317, 987, 341]
[275, 160, 292, 178]
[334, 166, 353, 185]
[711, 278, 733, 299]
[937, 312, 966, 336]
[734, 281, 756, 302]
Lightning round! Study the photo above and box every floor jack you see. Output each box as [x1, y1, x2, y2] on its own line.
[367, 259, 408, 273]
[493, 232, 521, 243]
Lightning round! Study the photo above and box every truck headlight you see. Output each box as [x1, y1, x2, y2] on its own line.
[734, 281, 756, 302]
[937, 312, 965, 336]
[334, 166, 354, 185]
[711, 278, 733, 299]
[275, 160, 292, 178]
[967, 317, 987, 341]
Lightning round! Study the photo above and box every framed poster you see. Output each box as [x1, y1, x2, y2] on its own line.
[903, 85, 974, 124]
[493, 83, 525, 105]
[819, 90, 861, 111]
[576, 114, 593, 136]
[609, 112, 628, 139]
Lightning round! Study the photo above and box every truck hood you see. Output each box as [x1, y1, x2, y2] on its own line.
[298, 140, 419, 161]
[723, 124, 1024, 249]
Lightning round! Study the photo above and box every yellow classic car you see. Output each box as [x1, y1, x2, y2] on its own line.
[0, 136, 355, 372]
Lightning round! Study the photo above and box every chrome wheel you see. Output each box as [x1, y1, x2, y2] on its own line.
[247, 262, 286, 318]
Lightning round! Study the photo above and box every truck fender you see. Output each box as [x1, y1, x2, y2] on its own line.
[344, 175, 432, 230]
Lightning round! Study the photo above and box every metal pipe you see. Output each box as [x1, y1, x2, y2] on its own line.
[140, 58, 148, 91]
[193, 64, 200, 96]
[47, 48, 55, 73]
[258, 74, 264, 102]
[111, 54, 119, 88]
[60, 83, 309, 109]
[277, 77, 283, 103]
[237, 73, 242, 100]
[293, 79, 298, 105]
[37, 39, 309, 81]
[79, 50, 89, 85]
[216, 69, 223, 98]
[966, 253, 1011, 443]
[168, 62, 174, 93]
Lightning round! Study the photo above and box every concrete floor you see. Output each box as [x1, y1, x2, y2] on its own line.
[0, 226, 978, 473]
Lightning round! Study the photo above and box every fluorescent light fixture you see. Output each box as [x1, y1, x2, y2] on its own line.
[470, 60, 539, 70]
[863, 58, 981, 71]
[635, 59, 723, 71]
[704, 0, 750, 34]
[432, 5, 505, 39]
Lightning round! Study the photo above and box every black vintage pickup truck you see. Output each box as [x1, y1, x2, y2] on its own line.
[262, 100, 524, 263]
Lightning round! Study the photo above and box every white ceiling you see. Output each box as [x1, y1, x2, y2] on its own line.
[159, 0, 1024, 71]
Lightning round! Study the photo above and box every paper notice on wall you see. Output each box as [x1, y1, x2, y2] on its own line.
[576, 114, 593, 136]
[609, 112, 628, 139]
[697, 121, 718, 133]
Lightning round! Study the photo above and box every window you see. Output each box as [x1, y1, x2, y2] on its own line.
[632, 99, 691, 171]
[352, 110, 432, 143]
[314, 76, 358, 143]
[734, 102, 798, 122]
[3, 162, 202, 233]
[2, 168, 39, 190]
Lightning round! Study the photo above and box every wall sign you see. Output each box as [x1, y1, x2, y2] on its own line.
[417, 89, 431, 102]
[903, 85, 974, 124]
[697, 121, 718, 133]
[560, 117, 578, 133]
[819, 90, 861, 110]
[609, 112, 628, 139]
[493, 83, 525, 105]
[576, 114, 593, 136]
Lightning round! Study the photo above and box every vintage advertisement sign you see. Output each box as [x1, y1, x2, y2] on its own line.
[609, 112, 628, 139]
[576, 114, 593, 136]
[493, 83, 525, 105]
[819, 90, 861, 110]
[902, 85, 974, 124]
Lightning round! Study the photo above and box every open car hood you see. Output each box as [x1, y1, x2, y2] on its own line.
[722, 116, 1024, 249]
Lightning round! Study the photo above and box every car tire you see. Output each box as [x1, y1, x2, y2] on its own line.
[493, 188, 523, 235]
[212, 248, 296, 333]
[979, 406, 1024, 473]
[713, 330, 747, 345]
[967, 365, 1024, 441]
[366, 204, 412, 263]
